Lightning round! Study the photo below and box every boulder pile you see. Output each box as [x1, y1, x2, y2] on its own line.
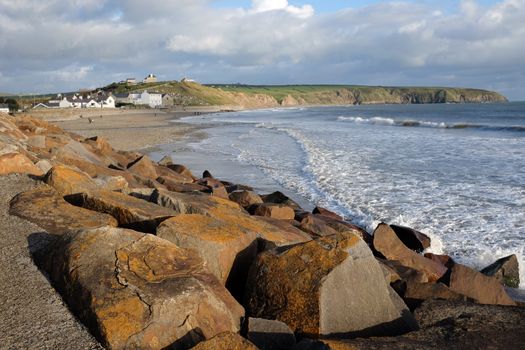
[0, 111, 522, 349]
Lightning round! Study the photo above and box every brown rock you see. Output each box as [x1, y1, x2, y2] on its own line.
[424, 253, 455, 268]
[190, 332, 258, 350]
[297, 213, 372, 244]
[0, 152, 43, 176]
[312, 206, 343, 221]
[9, 186, 118, 234]
[480, 254, 520, 288]
[44, 165, 97, 195]
[65, 190, 175, 233]
[156, 176, 208, 192]
[390, 224, 431, 253]
[127, 155, 158, 180]
[157, 155, 173, 166]
[228, 190, 263, 208]
[27, 135, 47, 148]
[93, 175, 129, 191]
[445, 263, 516, 306]
[44, 227, 244, 350]
[165, 163, 195, 180]
[245, 234, 417, 338]
[157, 214, 258, 285]
[246, 317, 296, 350]
[402, 282, 470, 309]
[373, 223, 447, 282]
[253, 203, 295, 220]
[260, 191, 301, 210]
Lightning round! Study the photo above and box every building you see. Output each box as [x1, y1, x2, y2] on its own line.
[33, 93, 115, 109]
[0, 103, 9, 113]
[162, 94, 175, 107]
[126, 78, 137, 85]
[181, 77, 196, 83]
[140, 91, 162, 108]
[143, 74, 157, 84]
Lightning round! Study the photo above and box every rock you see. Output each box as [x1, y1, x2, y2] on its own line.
[44, 165, 98, 195]
[253, 203, 295, 220]
[260, 191, 301, 210]
[155, 165, 194, 183]
[373, 223, 447, 282]
[480, 254, 520, 288]
[157, 214, 258, 286]
[190, 332, 258, 350]
[44, 226, 244, 350]
[297, 213, 372, 244]
[209, 185, 229, 199]
[64, 190, 175, 233]
[423, 253, 454, 268]
[151, 189, 311, 249]
[27, 135, 47, 148]
[226, 183, 255, 193]
[229, 190, 263, 208]
[245, 234, 417, 338]
[93, 175, 129, 191]
[444, 263, 516, 306]
[127, 155, 158, 180]
[198, 177, 229, 199]
[390, 224, 431, 253]
[9, 186, 118, 234]
[246, 317, 296, 350]
[0, 152, 43, 176]
[312, 206, 343, 221]
[203, 170, 213, 178]
[35, 159, 53, 174]
[377, 259, 401, 284]
[166, 163, 195, 180]
[157, 155, 173, 166]
[83, 136, 137, 169]
[402, 282, 471, 309]
[156, 176, 208, 192]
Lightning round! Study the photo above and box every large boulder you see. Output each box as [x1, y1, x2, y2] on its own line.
[65, 190, 175, 233]
[445, 263, 516, 306]
[165, 163, 195, 180]
[9, 186, 117, 234]
[260, 191, 301, 210]
[44, 165, 98, 195]
[296, 213, 371, 244]
[157, 214, 258, 285]
[156, 176, 208, 192]
[190, 332, 258, 350]
[373, 223, 447, 282]
[390, 224, 431, 253]
[312, 206, 343, 221]
[44, 226, 244, 350]
[127, 155, 158, 180]
[480, 254, 520, 288]
[245, 234, 417, 338]
[0, 152, 43, 176]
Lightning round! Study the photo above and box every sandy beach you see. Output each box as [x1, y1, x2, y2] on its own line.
[32, 107, 225, 152]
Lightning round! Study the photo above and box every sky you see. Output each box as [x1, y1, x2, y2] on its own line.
[0, 0, 524, 100]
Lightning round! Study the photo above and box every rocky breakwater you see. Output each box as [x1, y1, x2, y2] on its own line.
[0, 111, 522, 350]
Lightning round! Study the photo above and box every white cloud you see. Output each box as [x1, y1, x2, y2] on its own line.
[251, 0, 314, 18]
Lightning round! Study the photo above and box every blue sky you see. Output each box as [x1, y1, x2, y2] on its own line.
[0, 0, 524, 100]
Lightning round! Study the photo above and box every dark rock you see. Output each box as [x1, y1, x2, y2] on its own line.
[203, 170, 213, 178]
[229, 190, 263, 208]
[166, 163, 195, 179]
[480, 254, 520, 288]
[390, 224, 431, 253]
[246, 317, 296, 350]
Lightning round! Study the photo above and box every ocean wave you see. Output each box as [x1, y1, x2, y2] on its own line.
[337, 116, 525, 132]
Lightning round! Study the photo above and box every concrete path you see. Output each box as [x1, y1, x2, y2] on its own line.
[0, 174, 103, 349]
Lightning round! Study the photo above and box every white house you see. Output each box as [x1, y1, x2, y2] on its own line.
[140, 91, 162, 108]
[0, 104, 9, 113]
[143, 74, 157, 84]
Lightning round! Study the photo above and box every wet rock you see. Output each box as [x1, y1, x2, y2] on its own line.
[312, 207, 343, 221]
[444, 263, 516, 306]
[260, 191, 301, 210]
[64, 190, 175, 233]
[229, 190, 263, 208]
[480, 254, 520, 288]
[245, 234, 417, 338]
[246, 317, 296, 350]
[44, 226, 244, 350]
[253, 203, 295, 220]
[44, 165, 98, 195]
[9, 186, 117, 234]
[190, 332, 258, 350]
[373, 223, 447, 282]
[203, 170, 213, 178]
[0, 152, 43, 176]
[127, 155, 157, 180]
[157, 214, 258, 285]
[390, 224, 431, 253]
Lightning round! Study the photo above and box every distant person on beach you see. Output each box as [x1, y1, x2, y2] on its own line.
[88, 117, 93, 124]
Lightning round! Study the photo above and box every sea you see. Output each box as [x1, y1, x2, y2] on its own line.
[149, 102, 525, 288]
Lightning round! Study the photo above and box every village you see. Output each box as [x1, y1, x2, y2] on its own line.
[32, 74, 195, 110]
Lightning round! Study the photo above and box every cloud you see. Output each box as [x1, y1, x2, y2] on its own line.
[0, 0, 524, 99]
